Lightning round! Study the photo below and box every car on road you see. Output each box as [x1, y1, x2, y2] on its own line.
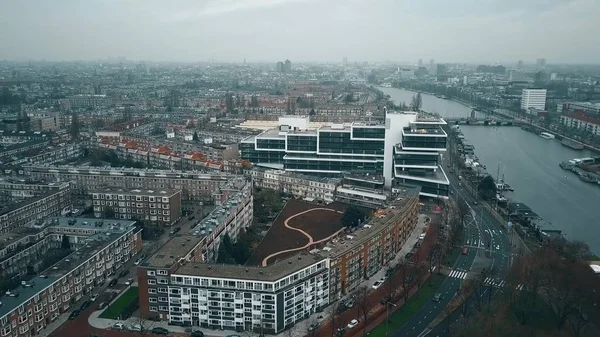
[372, 280, 384, 289]
[125, 277, 134, 286]
[308, 322, 320, 332]
[68, 310, 80, 320]
[433, 293, 442, 302]
[462, 248, 468, 255]
[79, 300, 91, 310]
[347, 319, 359, 329]
[151, 327, 169, 335]
[134, 258, 142, 265]
[90, 293, 98, 302]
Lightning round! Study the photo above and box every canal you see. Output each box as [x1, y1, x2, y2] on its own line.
[381, 87, 600, 254]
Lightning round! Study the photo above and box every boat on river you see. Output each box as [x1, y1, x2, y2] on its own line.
[540, 132, 555, 139]
[560, 138, 584, 150]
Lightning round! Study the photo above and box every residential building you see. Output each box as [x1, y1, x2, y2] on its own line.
[91, 188, 182, 226]
[560, 113, 600, 136]
[30, 116, 59, 132]
[521, 89, 547, 110]
[22, 166, 234, 202]
[136, 185, 419, 333]
[0, 218, 142, 337]
[0, 182, 72, 234]
[247, 168, 339, 203]
[241, 113, 449, 198]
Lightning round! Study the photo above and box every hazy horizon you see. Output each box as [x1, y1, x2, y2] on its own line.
[1, 0, 599, 64]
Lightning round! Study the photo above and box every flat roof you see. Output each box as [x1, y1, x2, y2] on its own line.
[394, 167, 449, 184]
[336, 187, 387, 200]
[91, 187, 181, 197]
[146, 234, 202, 268]
[0, 190, 61, 216]
[175, 251, 325, 282]
[0, 217, 137, 319]
[251, 167, 340, 185]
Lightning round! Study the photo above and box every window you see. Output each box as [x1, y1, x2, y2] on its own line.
[148, 289, 157, 294]
[147, 270, 156, 276]
[149, 306, 157, 312]
[157, 270, 168, 276]
[148, 279, 156, 285]
[149, 298, 157, 303]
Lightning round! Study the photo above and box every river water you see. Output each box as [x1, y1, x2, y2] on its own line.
[380, 87, 600, 254]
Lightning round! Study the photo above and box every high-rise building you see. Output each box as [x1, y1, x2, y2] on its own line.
[429, 59, 434, 69]
[276, 61, 284, 72]
[418, 59, 423, 67]
[517, 60, 523, 68]
[536, 58, 546, 67]
[521, 89, 547, 110]
[343, 57, 348, 65]
[284, 59, 292, 73]
[240, 113, 449, 198]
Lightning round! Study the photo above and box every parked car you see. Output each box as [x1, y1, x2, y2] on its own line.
[68, 310, 80, 320]
[405, 252, 413, 259]
[134, 258, 142, 266]
[151, 327, 169, 335]
[190, 330, 205, 337]
[79, 301, 91, 310]
[90, 293, 98, 302]
[347, 319, 359, 329]
[97, 302, 107, 310]
[112, 322, 126, 330]
[372, 280, 384, 290]
[125, 277, 134, 286]
[119, 270, 129, 278]
[380, 296, 391, 305]
[108, 279, 118, 287]
[129, 323, 142, 332]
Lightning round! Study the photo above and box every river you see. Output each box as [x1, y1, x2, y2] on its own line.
[381, 87, 600, 254]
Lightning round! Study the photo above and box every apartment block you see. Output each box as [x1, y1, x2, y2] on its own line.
[22, 166, 233, 202]
[91, 188, 182, 226]
[521, 88, 547, 110]
[0, 182, 72, 234]
[136, 185, 419, 333]
[0, 218, 142, 337]
[247, 168, 339, 203]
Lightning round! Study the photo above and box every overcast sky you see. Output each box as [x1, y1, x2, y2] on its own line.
[0, 0, 598, 64]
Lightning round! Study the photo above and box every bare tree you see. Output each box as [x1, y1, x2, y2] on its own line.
[129, 314, 157, 337]
[356, 286, 372, 337]
[306, 318, 320, 337]
[330, 302, 343, 337]
[396, 260, 412, 303]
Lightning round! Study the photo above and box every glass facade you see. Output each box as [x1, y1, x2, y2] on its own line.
[318, 131, 384, 155]
[394, 178, 449, 197]
[256, 139, 285, 150]
[394, 153, 439, 166]
[401, 136, 447, 149]
[286, 135, 317, 152]
[352, 127, 385, 139]
[240, 143, 284, 164]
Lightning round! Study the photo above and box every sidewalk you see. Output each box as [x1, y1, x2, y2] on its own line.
[88, 215, 431, 337]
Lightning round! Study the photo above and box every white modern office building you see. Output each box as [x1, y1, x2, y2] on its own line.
[521, 89, 547, 110]
[241, 112, 449, 198]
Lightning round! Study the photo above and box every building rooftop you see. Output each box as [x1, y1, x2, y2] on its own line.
[24, 165, 232, 180]
[0, 190, 60, 217]
[0, 217, 137, 319]
[174, 251, 325, 282]
[251, 167, 341, 185]
[403, 126, 447, 136]
[146, 234, 202, 268]
[91, 187, 181, 197]
[394, 167, 449, 184]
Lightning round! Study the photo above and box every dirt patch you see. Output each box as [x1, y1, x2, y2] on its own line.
[246, 199, 347, 267]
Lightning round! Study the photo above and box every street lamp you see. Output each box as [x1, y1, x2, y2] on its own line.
[385, 300, 397, 337]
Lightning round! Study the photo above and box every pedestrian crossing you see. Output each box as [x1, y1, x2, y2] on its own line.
[448, 270, 468, 279]
[483, 277, 505, 288]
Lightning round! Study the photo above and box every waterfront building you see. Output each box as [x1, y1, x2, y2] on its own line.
[0, 217, 141, 337]
[136, 186, 419, 333]
[240, 113, 449, 198]
[91, 188, 182, 226]
[521, 89, 547, 110]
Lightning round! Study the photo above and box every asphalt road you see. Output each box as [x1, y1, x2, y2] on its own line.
[417, 154, 514, 337]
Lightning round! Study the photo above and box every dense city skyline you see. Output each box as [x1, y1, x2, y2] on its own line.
[0, 0, 599, 64]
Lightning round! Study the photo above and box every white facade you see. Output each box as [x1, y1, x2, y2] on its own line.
[383, 112, 418, 187]
[249, 169, 339, 203]
[560, 115, 600, 136]
[521, 89, 547, 110]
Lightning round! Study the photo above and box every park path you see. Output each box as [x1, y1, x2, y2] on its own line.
[262, 208, 343, 266]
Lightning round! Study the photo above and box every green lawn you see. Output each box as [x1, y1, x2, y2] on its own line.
[368, 274, 444, 337]
[99, 287, 139, 319]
